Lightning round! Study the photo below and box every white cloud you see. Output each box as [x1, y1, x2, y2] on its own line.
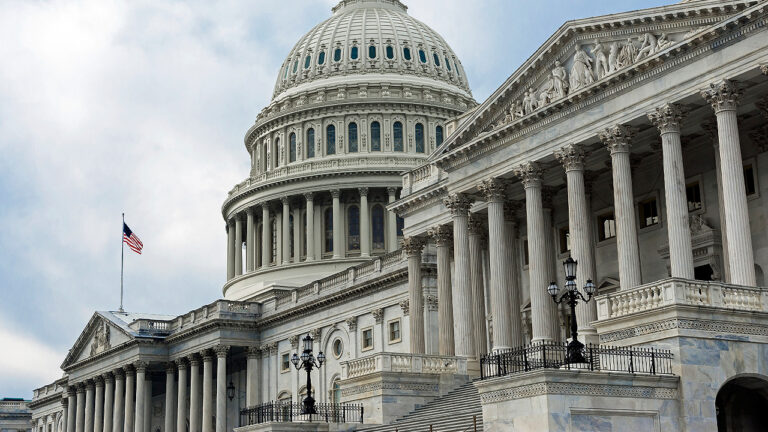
[0, 320, 66, 397]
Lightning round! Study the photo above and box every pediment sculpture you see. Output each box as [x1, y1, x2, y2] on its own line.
[90, 320, 111, 357]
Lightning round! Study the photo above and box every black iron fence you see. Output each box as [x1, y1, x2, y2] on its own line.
[239, 401, 364, 426]
[480, 342, 674, 380]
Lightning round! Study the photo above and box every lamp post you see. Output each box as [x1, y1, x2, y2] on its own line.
[290, 334, 326, 415]
[547, 257, 596, 364]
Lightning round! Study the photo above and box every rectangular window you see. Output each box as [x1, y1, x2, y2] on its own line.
[558, 227, 570, 254]
[388, 319, 401, 343]
[744, 163, 757, 197]
[597, 212, 616, 241]
[638, 198, 659, 229]
[686, 182, 702, 212]
[362, 328, 373, 351]
[281, 353, 290, 372]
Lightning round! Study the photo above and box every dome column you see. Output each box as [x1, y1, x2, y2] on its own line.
[387, 188, 398, 252]
[331, 190, 343, 259]
[281, 197, 291, 265]
[226, 221, 234, 280]
[261, 205, 271, 267]
[305, 193, 315, 261]
[360, 188, 371, 257]
[234, 217, 243, 276]
[246, 209, 255, 272]
[292, 204, 301, 263]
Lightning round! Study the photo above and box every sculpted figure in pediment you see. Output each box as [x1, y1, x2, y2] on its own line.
[523, 89, 537, 115]
[569, 45, 594, 91]
[90, 321, 111, 357]
[513, 100, 524, 119]
[617, 38, 637, 69]
[550, 60, 569, 99]
[635, 32, 658, 62]
[591, 40, 610, 79]
[656, 33, 672, 51]
[608, 42, 620, 73]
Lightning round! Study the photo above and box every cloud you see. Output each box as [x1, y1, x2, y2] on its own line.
[0, 319, 66, 396]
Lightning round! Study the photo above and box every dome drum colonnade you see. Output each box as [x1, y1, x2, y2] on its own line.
[400, 77, 761, 357]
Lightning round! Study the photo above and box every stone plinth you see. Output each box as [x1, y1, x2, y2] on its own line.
[475, 369, 680, 432]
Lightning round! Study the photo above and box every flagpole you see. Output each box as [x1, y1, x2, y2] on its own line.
[120, 212, 125, 312]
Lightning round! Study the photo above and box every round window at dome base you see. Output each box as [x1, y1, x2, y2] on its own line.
[332, 339, 343, 359]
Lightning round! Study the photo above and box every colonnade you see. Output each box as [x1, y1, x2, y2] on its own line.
[226, 187, 402, 281]
[404, 79, 757, 355]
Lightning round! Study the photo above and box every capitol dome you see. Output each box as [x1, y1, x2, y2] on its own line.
[221, 0, 475, 301]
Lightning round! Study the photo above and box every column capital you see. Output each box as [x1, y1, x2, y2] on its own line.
[289, 335, 299, 349]
[478, 178, 507, 202]
[761, 64, 768, 75]
[309, 328, 321, 340]
[330, 189, 341, 199]
[76, 383, 86, 393]
[386, 187, 398, 196]
[94, 376, 104, 387]
[554, 143, 586, 172]
[133, 361, 148, 372]
[358, 187, 369, 197]
[599, 124, 636, 154]
[174, 358, 188, 370]
[122, 365, 135, 376]
[428, 225, 453, 246]
[648, 103, 687, 134]
[84, 379, 95, 389]
[187, 353, 201, 366]
[701, 79, 742, 113]
[247, 346, 262, 358]
[246, 207, 254, 216]
[468, 214, 485, 236]
[112, 369, 124, 380]
[280, 196, 289, 206]
[401, 236, 426, 256]
[213, 345, 230, 359]
[426, 295, 438, 311]
[66, 386, 77, 397]
[102, 372, 114, 384]
[345, 317, 358, 331]
[304, 192, 315, 201]
[61, 395, 69, 406]
[513, 161, 543, 188]
[443, 193, 473, 216]
[399, 299, 409, 316]
[372, 308, 384, 324]
[201, 349, 214, 361]
[164, 362, 176, 373]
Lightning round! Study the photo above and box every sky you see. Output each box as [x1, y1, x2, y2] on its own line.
[0, 0, 672, 398]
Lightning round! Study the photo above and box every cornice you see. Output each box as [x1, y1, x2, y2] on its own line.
[389, 182, 448, 217]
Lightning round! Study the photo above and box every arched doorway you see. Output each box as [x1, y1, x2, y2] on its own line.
[716, 375, 768, 431]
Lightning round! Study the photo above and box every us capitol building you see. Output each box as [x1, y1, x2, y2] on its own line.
[22, 0, 768, 431]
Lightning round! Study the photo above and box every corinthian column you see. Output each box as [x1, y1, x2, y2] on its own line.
[702, 80, 756, 286]
[94, 378, 104, 432]
[429, 225, 454, 355]
[387, 188, 399, 252]
[164, 364, 174, 432]
[188, 356, 201, 432]
[112, 371, 124, 432]
[503, 203, 525, 347]
[514, 162, 558, 342]
[176, 359, 188, 432]
[703, 120, 730, 282]
[66, 388, 76, 432]
[331, 189, 343, 258]
[84, 381, 94, 432]
[555, 144, 598, 342]
[468, 215, 488, 355]
[102, 375, 113, 432]
[201, 352, 213, 432]
[360, 188, 371, 257]
[402, 236, 426, 354]
[261, 205, 271, 267]
[600, 125, 642, 289]
[479, 178, 516, 350]
[133, 362, 147, 432]
[246, 347, 261, 406]
[234, 216, 243, 276]
[76, 386, 86, 432]
[226, 220, 234, 280]
[649, 104, 695, 279]
[304, 193, 316, 261]
[214, 346, 229, 432]
[293, 206, 301, 263]
[444, 193, 476, 358]
[123, 368, 134, 432]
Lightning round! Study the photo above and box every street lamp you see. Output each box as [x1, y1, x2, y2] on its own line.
[547, 257, 597, 364]
[290, 334, 325, 415]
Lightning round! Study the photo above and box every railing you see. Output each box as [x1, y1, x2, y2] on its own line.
[239, 401, 363, 426]
[479, 342, 674, 380]
[134, 319, 172, 335]
[342, 352, 468, 379]
[595, 277, 768, 320]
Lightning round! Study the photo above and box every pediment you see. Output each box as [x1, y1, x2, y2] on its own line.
[62, 313, 133, 368]
[431, 0, 760, 162]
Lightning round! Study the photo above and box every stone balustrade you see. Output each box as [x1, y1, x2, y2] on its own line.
[596, 278, 768, 320]
[173, 300, 260, 331]
[341, 352, 467, 379]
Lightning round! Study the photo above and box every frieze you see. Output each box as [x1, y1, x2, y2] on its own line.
[480, 381, 678, 403]
[598, 318, 768, 343]
[341, 382, 438, 397]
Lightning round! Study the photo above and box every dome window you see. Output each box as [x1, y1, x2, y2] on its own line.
[350, 46, 359, 60]
[368, 45, 376, 59]
[445, 57, 451, 71]
[326, 124, 336, 155]
[348, 206, 360, 252]
[415, 123, 425, 153]
[372, 205, 385, 250]
[334, 48, 342, 62]
[418, 49, 427, 64]
[306, 128, 315, 158]
[436, 125, 444, 147]
[433, 53, 441, 67]
[393, 121, 404, 152]
[403, 47, 412, 61]
[289, 133, 297, 162]
[386, 45, 394, 60]
[370, 121, 381, 151]
[318, 51, 326, 65]
[324, 208, 333, 253]
[304, 55, 311, 69]
[348, 123, 358, 153]
[293, 59, 298, 73]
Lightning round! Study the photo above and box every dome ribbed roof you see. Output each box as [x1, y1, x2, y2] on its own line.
[272, 0, 471, 101]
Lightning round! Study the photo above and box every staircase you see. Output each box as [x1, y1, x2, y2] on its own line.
[358, 381, 483, 432]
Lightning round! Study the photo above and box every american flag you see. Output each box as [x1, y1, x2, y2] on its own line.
[123, 223, 143, 254]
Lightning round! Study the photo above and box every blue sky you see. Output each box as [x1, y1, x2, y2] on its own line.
[0, 0, 672, 397]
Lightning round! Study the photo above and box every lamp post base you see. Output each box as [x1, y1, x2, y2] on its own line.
[565, 339, 586, 364]
[301, 395, 317, 415]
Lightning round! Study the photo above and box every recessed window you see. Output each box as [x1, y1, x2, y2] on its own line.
[372, 205, 385, 250]
[304, 55, 311, 69]
[436, 125, 444, 147]
[445, 57, 451, 71]
[284, 65, 288, 79]
[686, 182, 702, 212]
[418, 49, 427, 64]
[281, 353, 290, 372]
[368, 45, 376, 59]
[386, 45, 394, 59]
[326, 124, 336, 155]
[744, 162, 757, 197]
[393, 121, 404, 152]
[559, 227, 570, 254]
[362, 327, 374, 351]
[348, 206, 360, 252]
[318, 51, 326, 65]
[415, 123, 425, 153]
[292, 60, 298, 73]
[350, 46, 359, 60]
[388, 319, 401, 343]
[523, 239, 529, 266]
[598, 212, 617, 241]
[403, 47, 412, 61]
[397, 216, 404, 237]
[289, 133, 297, 163]
[306, 128, 315, 158]
[348, 122, 358, 153]
[370, 121, 381, 151]
[333, 48, 342, 62]
[332, 339, 343, 359]
[433, 53, 441, 67]
[324, 208, 333, 253]
[638, 198, 659, 229]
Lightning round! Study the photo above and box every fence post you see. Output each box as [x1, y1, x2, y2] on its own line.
[629, 346, 634, 374]
[651, 348, 656, 375]
[588, 345, 594, 371]
[496, 354, 501, 377]
[481, 356, 485, 380]
[542, 343, 547, 368]
[523, 346, 529, 372]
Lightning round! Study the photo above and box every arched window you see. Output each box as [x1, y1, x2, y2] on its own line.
[273, 137, 280, 168]
[289, 132, 297, 162]
[386, 45, 394, 59]
[293, 59, 299, 73]
[350, 46, 359, 60]
[326, 125, 336, 155]
[324, 208, 333, 253]
[284, 65, 288, 79]
[318, 51, 326, 65]
[332, 379, 341, 404]
[393, 121, 404, 152]
[348, 206, 360, 252]
[418, 49, 427, 64]
[415, 123, 424, 153]
[271, 218, 278, 264]
[372, 205, 385, 250]
[368, 45, 376, 59]
[436, 125, 444, 147]
[433, 53, 441, 67]
[370, 121, 381, 151]
[403, 47, 412, 61]
[304, 55, 311, 69]
[397, 216, 404, 237]
[446, 57, 452, 71]
[333, 48, 342, 62]
[306, 128, 315, 158]
[348, 123, 358, 153]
